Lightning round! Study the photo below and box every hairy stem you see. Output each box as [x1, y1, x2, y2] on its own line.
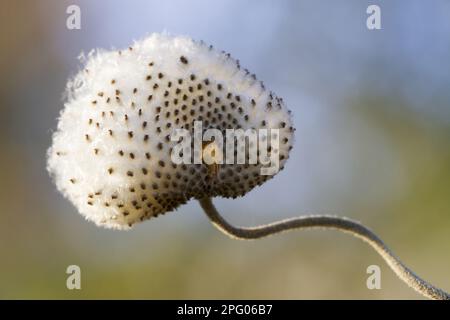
[199, 197, 449, 300]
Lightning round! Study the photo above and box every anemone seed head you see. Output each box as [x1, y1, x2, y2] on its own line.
[47, 33, 295, 230]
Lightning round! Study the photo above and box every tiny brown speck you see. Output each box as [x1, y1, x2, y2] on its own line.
[180, 56, 188, 64]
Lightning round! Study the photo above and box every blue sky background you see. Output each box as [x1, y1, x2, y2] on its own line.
[1, 0, 449, 298]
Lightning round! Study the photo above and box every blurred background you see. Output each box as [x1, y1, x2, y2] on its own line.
[1, 0, 449, 299]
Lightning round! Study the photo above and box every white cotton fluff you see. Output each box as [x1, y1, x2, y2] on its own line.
[47, 33, 295, 230]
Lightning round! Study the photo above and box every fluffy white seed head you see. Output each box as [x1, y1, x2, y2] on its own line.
[47, 33, 294, 230]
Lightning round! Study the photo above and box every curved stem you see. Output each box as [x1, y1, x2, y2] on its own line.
[199, 197, 450, 300]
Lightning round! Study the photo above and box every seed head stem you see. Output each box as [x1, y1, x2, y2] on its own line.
[199, 197, 450, 300]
